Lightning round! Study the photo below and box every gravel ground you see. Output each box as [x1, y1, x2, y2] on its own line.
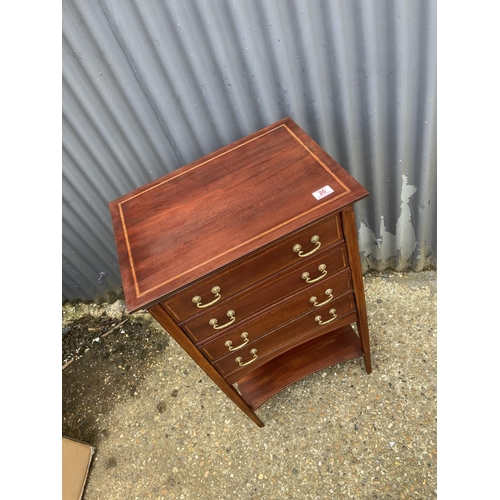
[62, 270, 437, 499]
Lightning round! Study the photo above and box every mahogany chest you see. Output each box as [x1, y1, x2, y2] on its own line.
[109, 117, 371, 427]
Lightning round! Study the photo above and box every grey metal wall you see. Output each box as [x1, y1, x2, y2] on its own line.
[62, 0, 436, 303]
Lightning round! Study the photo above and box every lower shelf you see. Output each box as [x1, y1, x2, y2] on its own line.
[235, 324, 364, 411]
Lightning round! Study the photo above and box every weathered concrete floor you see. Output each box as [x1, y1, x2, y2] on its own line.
[62, 270, 437, 499]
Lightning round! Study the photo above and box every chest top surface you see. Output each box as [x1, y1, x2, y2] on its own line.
[109, 117, 368, 312]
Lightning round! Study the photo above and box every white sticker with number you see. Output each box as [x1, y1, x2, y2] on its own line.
[312, 185, 334, 200]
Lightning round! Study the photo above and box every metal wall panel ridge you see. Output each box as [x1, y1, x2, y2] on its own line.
[62, 0, 437, 303]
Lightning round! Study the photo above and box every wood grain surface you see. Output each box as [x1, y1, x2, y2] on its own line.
[109, 117, 368, 312]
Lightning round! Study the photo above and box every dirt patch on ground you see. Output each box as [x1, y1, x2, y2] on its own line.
[62, 302, 169, 444]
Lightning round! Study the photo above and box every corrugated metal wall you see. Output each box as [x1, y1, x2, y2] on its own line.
[62, 0, 436, 303]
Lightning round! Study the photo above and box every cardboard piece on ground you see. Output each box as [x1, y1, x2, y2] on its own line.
[62, 437, 95, 500]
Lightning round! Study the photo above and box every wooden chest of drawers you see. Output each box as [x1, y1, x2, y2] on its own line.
[109, 117, 371, 427]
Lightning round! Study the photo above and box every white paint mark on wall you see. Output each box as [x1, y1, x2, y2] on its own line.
[358, 174, 417, 265]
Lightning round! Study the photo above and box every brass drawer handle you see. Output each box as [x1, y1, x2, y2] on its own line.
[235, 349, 258, 367]
[301, 264, 327, 283]
[293, 235, 321, 257]
[310, 288, 333, 307]
[315, 308, 338, 325]
[192, 286, 221, 308]
[225, 332, 249, 352]
[209, 310, 236, 330]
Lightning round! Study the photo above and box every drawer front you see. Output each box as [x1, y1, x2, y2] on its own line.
[161, 212, 343, 322]
[200, 268, 353, 361]
[182, 243, 348, 344]
[225, 312, 359, 387]
[213, 293, 357, 380]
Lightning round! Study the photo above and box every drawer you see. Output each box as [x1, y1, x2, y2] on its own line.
[160, 212, 343, 322]
[213, 292, 358, 381]
[200, 267, 353, 360]
[182, 244, 349, 344]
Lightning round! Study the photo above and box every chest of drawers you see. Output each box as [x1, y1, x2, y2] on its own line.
[109, 117, 371, 427]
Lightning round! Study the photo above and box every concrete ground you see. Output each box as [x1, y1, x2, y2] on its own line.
[62, 270, 437, 499]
